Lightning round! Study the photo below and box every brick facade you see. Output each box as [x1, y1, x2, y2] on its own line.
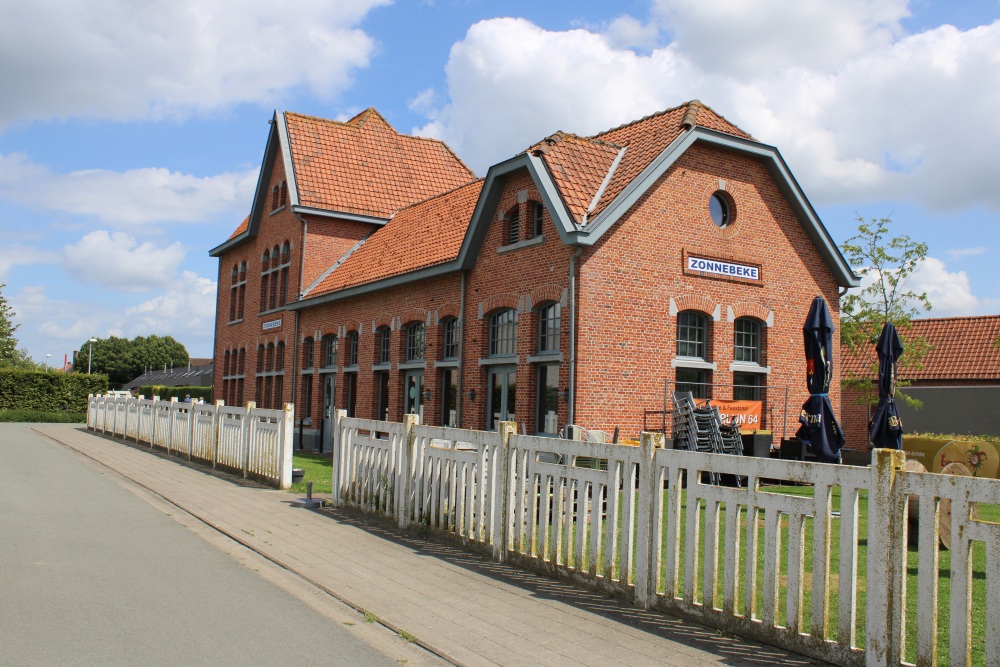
[210, 103, 856, 451]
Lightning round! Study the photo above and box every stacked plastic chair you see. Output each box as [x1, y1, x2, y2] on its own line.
[671, 392, 744, 486]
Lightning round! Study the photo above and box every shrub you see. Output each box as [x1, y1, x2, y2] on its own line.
[0, 370, 108, 412]
[136, 385, 213, 403]
[0, 409, 86, 423]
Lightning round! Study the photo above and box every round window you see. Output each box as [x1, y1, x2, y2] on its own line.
[709, 192, 730, 228]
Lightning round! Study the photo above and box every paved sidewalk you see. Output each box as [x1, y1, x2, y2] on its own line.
[38, 425, 826, 667]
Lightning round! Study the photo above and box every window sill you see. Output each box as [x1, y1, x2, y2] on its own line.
[318, 367, 337, 374]
[527, 352, 563, 364]
[300, 368, 314, 375]
[269, 205, 286, 216]
[671, 357, 717, 371]
[372, 362, 391, 371]
[479, 355, 519, 366]
[227, 318, 244, 325]
[398, 360, 427, 370]
[730, 362, 770, 374]
[497, 235, 544, 254]
[434, 359, 460, 369]
[342, 364, 359, 373]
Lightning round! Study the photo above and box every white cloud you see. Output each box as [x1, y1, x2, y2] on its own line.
[63, 231, 185, 290]
[0, 0, 389, 128]
[417, 12, 1000, 213]
[651, 0, 908, 75]
[603, 15, 661, 51]
[124, 271, 218, 340]
[907, 256, 980, 316]
[946, 247, 989, 261]
[0, 244, 59, 280]
[0, 153, 256, 227]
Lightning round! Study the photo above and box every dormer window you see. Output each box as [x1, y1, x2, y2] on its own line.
[532, 202, 544, 238]
[506, 207, 519, 245]
[272, 181, 288, 212]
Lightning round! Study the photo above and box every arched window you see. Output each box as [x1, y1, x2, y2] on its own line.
[275, 341, 285, 372]
[346, 330, 359, 366]
[505, 206, 520, 245]
[322, 334, 338, 368]
[265, 343, 275, 372]
[440, 317, 458, 360]
[256, 345, 265, 373]
[278, 242, 291, 307]
[405, 322, 426, 362]
[376, 326, 391, 364]
[537, 302, 560, 353]
[302, 337, 314, 368]
[489, 309, 517, 357]
[238, 348, 246, 375]
[271, 185, 280, 211]
[734, 317, 762, 364]
[223, 350, 231, 377]
[677, 311, 707, 360]
[260, 251, 270, 312]
[229, 265, 239, 321]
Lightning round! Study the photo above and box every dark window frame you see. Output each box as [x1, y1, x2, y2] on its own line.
[677, 311, 707, 360]
[489, 309, 517, 357]
[537, 301, 560, 353]
[405, 322, 426, 362]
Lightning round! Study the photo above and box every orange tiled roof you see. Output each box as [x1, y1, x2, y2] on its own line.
[308, 180, 484, 297]
[841, 316, 1000, 381]
[228, 215, 250, 240]
[285, 109, 476, 218]
[531, 101, 752, 224]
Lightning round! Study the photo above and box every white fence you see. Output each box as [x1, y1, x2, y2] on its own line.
[333, 410, 1000, 667]
[86, 394, 295, 489]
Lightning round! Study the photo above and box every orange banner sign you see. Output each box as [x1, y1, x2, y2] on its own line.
[705, 399, 763, 433]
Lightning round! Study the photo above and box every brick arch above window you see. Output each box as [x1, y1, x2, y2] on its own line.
[400, 308, 429, 326]
[528, 284, 565, 310]
[730, 301, 773, 326]
[372, 312, 394, 331]
[495, 187, 543, 223]
[478, 293, 519, 319]
[435, 303, 460, 322]
[671, 295, 718, 319]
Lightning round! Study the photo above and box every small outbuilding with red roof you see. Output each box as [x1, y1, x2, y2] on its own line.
[210, 102, 859, 451]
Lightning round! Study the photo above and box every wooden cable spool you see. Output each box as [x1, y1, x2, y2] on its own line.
[938, 461, 977, 551]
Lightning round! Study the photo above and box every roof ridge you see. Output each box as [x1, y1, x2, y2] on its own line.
[391, 178, 485, 216]
[285, 109, 398, 134]
[528, 131, 624, 156]
[590, 101, 691, 139]
[912, 314, 1000, 323]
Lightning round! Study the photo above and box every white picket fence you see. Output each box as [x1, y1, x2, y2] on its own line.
[332, 410, 1000, 667]
[87, 394, 295, 489]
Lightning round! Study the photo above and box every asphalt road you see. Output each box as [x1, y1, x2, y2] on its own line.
[0, 423, 432, 667]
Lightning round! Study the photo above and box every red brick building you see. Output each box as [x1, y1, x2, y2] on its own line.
[841, 315, 1000, 449]
[210, 102, 859, 450]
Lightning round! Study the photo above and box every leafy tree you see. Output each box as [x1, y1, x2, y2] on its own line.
[0, 283, 20, 367]
[74, 335, 189, 388]
[840, 215, 931, 408]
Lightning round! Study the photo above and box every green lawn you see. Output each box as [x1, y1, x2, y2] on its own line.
[289, 452, 332, 495]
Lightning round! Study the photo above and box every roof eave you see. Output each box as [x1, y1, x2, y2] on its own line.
[292, 206, 388, 226]
[287, 262, 460, 310]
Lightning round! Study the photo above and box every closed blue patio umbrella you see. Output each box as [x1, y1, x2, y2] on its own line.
[868, 321, 904, 449]
[795, 296, 844, 462]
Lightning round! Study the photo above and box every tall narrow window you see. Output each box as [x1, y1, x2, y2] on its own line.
[536, 364, 559, 434]
[346, 330, 359, 365]
[278, 242, 291, 307]
[506, 207, 519, 245]
[322, 334, 337, 369]
[405, 322, 426, 361]
[256, 345, 265, 373]
[376, 326, 391, 364]
[229, 265, 238, 321]
[265, 343, 275, 372]
[260, 251, 270, 312]
[441, 317, 458, 360]
[734, 317, 761, 364]
[275, 341, 285, 372]
[537, 302, 560, 353]
[301, 374, 313, 419]
[489, 309, 517, 356]
[303, 337, 314, 369]
[532, 202, 544, 237]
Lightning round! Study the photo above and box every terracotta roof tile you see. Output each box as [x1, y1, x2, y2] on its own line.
[530, 101, 753, 224]
[285, 109, 475, 219]
[308, 180, 483, 297]
[228, 215, 250, 240]
[841, 315, 1000, 381]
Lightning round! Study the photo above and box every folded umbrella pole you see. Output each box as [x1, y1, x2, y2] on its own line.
[795, 296, 845, 462]
[869, 321, 904, 449]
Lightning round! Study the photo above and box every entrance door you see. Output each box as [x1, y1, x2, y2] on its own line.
[487, 366, 516, 430]
[404, 370, 424, 422]
[322, 374, 336, 453]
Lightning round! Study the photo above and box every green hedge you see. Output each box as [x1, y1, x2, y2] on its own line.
[0, 370, 108, 412]
[0, 409, 86, 423]
[137, 385, 213, 402]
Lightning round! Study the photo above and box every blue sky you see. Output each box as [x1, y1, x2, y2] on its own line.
[1, 0, 998, 366]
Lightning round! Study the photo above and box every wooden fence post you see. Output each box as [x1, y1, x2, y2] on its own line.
[278, 403, 295, 489]
[167, 397, 177, 454]
[241, 401, 255, 478]
[212, 400, 224, 468]
[398, 413, 420, 529]
[332, 409, 348, 507]
[495, 421, 517, 563]
[634, 431, 663, 609]
[865, 448, 906, 666]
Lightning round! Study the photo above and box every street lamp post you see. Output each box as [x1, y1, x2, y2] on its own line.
[88, 338, 97, 374]
[45, 354, 52, 371]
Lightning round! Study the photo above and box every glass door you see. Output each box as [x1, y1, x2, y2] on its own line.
[404, 370, 424, 422]
[487, 366, 516, 430]
[322, 374, 336, 453]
